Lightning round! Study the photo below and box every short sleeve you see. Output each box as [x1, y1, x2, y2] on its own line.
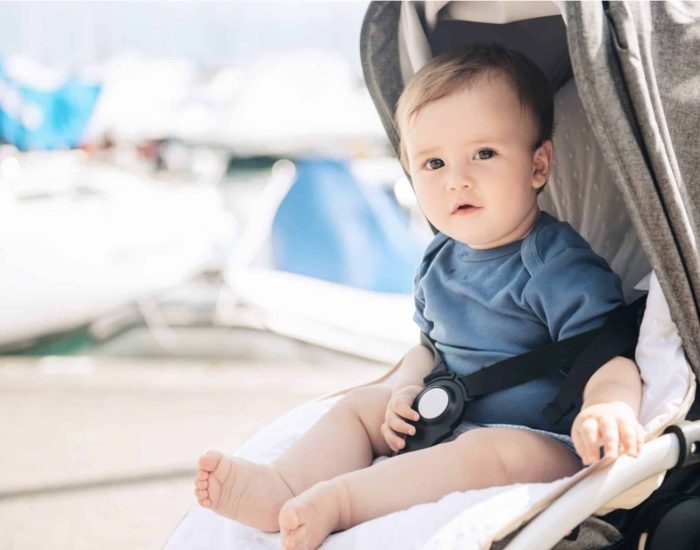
[523, 222, 625, 341]
[412, 233, 449, 336]
[412, 262, 433, 335]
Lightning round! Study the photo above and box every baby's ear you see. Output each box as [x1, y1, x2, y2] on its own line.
[532, 140, 553, 190]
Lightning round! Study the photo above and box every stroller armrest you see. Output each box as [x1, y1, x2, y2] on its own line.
[504, 430, 685, 550]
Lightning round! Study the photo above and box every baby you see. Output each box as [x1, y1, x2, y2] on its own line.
[194, 44, 645, 550]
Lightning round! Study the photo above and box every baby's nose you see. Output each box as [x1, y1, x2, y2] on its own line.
[447, 171, 474, 190]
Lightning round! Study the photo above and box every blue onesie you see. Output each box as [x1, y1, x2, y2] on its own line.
[413, 211, 624, 435]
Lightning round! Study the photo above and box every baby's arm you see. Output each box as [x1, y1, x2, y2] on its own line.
[381, 344, 435, 452]
[392, 344, 435, 390]
[571, 356, 644, 465]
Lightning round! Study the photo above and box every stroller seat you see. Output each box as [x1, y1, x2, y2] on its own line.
[164, 270, 693, 549]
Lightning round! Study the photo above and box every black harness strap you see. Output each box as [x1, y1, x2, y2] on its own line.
[440, 327, 601, 398]
[542, 295, 646, 423]
[421, 296, 647, 424]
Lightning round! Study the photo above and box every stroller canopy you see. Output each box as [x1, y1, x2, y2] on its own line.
[361, 1, 700, 395]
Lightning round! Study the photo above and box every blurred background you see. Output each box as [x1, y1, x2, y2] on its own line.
[0, 2, 431, 548]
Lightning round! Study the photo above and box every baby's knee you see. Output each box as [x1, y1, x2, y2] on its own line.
[451, 428, 580, 484]
[333, 385, 392, 450]
[335, 384, 392, 416]
[451, 428, 511, 480]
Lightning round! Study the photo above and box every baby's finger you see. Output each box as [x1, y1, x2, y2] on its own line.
[387, 412, 416, 437]
[572, 432, 588, 464]
[599, 416, 619, 460]
[393, 397, 420, 421]
[579, 417, 601, 464]
[637, 424, 646, 453]
[618, 419, 638, 457]
[386, 423, 407, 452]
[381, 422, 405, 453]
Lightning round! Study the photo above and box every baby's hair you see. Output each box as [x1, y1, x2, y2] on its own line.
[395, 43, 554, 173]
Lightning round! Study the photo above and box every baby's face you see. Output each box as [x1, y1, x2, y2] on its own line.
[405, 74, 551, 249]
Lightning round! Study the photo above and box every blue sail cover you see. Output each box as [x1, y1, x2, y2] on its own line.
[0, 60, 101, 150]
[271, 158, 424, 294]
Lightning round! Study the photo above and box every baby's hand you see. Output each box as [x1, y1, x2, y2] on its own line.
[572, 402, 645, 465]
[381, 384, 423, 453]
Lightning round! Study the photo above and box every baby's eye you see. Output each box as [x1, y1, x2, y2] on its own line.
[424, 158, 445, 171]
[474, 149, 496, 160]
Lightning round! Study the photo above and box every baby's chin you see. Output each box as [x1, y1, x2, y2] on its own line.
[444, 233, 490, 249]
[431, 218, 525, 249]
[447, 219, 539, 249]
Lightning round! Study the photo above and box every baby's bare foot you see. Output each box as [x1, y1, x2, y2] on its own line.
[279, 480, 350, 550]
[195, 450, 293, 532]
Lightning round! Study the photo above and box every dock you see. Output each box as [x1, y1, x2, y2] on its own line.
[0, 344, 387, 549]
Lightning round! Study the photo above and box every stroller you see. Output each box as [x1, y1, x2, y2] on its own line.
[167, 1, 700, 548]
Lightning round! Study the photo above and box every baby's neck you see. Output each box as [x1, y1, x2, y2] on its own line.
[467, 207, 541, 250]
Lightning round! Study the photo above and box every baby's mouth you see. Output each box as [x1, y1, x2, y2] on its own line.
[452, 203, 481, 214]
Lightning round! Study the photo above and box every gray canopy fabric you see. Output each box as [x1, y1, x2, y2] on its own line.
[563, 1, 700, 381]
[360, 1, 403, 155]
[361, 1, 700, 395]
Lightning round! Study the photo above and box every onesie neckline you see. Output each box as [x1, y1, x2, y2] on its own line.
[458, 238, 522, 262]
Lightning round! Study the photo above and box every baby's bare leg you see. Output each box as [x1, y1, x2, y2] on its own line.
[273, 384, 393, 494]
[279, 427, 582, 549]
[195, 384, 391, 531]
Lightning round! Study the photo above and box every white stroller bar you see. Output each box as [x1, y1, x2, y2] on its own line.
[507, 422, 700, 549]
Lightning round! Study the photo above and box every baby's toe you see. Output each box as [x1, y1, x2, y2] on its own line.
[279, 500, 304, 531]
[198, 450, 223, 472]
[280, 501, 313, 549]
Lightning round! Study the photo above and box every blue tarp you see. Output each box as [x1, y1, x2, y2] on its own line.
[271, 157, 424, 294]
[0, 61, 100, 150]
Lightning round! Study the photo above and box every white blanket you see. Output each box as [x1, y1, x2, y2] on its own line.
[166, 273, 695, 549]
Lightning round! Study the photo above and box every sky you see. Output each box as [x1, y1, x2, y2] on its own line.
[0, 1, 369, 74]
